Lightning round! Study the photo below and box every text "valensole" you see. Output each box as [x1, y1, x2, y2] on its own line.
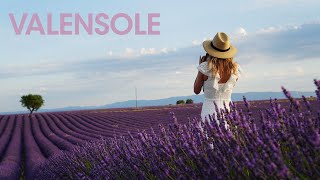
[9, 13, 160, 35]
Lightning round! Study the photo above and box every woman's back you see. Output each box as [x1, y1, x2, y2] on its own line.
[197, 61, 241, 102]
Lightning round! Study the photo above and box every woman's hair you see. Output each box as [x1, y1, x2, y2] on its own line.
[206, 54, 238, 77]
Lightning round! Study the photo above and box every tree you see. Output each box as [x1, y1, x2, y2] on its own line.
[176, 100, 185, 105]
[308, 96, 316, 101]
[186, 99, 194, 104]
[20, 94, 44, 115]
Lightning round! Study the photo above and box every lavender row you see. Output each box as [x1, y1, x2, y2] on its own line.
[0, 116, 22, 180]
[0, 116, 15, 159]
[35, 114, 75, 151]
[0, 116, 9, 137]
[23, 115, 46, 180]
[39, 113, 85, 145]
[46, 113, 98, 141]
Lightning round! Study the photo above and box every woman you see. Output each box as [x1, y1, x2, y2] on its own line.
[194, 32, 242, 130]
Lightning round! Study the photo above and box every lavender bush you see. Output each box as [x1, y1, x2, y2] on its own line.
[35, 80, 320, 179]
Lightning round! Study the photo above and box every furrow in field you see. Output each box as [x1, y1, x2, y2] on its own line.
[51, 113, 103, 140]
[66, 113, 129, 136]
[40, 113, 85, 146]
[35, 114, 76, 152]
[23, 115, 46, 180]
[30, 116, 62, 158]
[0, 115, 23, 180]
[0, 116, 9, 138]
[57, 113, 116, 138]
[0, 116, 15, 159]
[46, 113, 98, 142]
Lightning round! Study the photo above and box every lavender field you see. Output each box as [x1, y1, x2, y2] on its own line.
[1, 103, 204, 179]
[0, 84, 319, 179]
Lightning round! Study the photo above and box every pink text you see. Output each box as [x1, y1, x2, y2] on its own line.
[9, 13, 161, 36]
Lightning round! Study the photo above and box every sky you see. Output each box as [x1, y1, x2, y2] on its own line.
[0, 0, 320, 112]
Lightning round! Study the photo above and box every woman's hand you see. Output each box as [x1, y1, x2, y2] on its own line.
[199, 55, 206, 65]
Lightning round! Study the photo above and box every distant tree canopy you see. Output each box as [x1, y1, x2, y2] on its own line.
[20, 94, 44, 115]
[186, 99, 194, 104]
[176, 100, 185, 105]
[307, 96, 316, 101]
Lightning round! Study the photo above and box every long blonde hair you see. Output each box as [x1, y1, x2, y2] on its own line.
[207, 55, 238, 77]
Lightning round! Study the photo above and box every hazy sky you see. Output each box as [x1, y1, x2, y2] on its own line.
[0, 0, 320, 112]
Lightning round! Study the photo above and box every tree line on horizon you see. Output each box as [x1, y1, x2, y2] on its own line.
[176, 99, 193, 105]
[18, 94, 317, 114]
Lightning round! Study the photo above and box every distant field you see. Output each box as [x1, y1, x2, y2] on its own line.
[0, 98, 318, 179]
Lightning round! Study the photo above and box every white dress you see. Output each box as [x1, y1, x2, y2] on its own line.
[197, 61, 242, 130]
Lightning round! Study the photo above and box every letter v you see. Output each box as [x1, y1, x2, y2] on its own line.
[9, 13, 28, 35]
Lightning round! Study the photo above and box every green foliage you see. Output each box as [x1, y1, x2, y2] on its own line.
[186, 99, 193, 104]
[20, 94, 44, 115]
[176, 100, 185, 105]
[307, 96, 316, 101]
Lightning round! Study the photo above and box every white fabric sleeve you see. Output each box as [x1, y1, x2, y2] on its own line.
[197, 61, 211, 76]
[236, 63, 244, 77]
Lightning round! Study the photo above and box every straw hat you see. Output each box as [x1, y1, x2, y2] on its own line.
[203, 32, 237, 59]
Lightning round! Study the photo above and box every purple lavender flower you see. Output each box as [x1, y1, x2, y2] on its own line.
[23, 80, 319, 179]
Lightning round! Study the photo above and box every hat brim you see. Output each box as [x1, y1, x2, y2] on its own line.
[203, 40, 237, 59]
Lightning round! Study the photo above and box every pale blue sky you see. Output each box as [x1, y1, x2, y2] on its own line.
[0, 0, 320, 112]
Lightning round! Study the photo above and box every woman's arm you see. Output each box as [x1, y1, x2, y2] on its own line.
[194, 71, 204, 94]
[194, 55, 207, 95]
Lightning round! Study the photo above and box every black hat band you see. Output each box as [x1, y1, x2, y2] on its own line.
[211, 42, 230, 52]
